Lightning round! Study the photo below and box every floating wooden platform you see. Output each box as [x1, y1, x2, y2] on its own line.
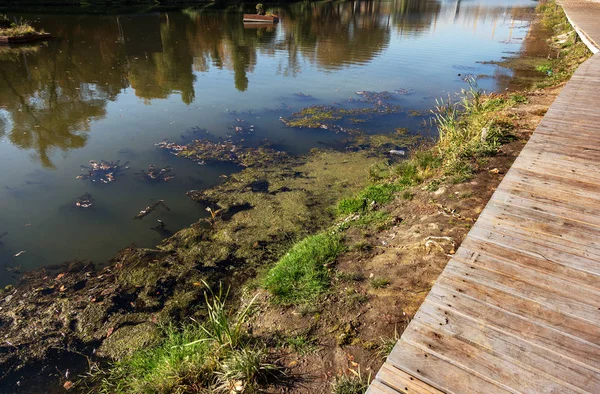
[0, 32, 51, 45]
[369, 1, 600, 392]
[243, 14, 279, 23]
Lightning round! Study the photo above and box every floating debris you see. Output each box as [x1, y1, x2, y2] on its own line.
[6, 264, 21, 272]
[351, 89, 413, 103]
[134, 200, 170, 220]
[229, 118, 255, 136]
[13, 251, 25, 257]
[151, 219, 172, 236]
[136, 165, 175, 182]
[294, 92, 314, 100]
[75, 193, 93, 208]
[157, 139, 286, 167]
[77, 160, 129, 184]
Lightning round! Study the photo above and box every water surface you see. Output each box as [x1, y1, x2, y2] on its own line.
[0, 0, 539, 285]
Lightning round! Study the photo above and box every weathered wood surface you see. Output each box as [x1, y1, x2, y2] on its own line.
[560, 0, 600, 53]
[368, 2, 600, 392]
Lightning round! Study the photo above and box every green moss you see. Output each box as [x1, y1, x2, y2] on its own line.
[263, 232, 345, 305]
[97, 323, 162, 360]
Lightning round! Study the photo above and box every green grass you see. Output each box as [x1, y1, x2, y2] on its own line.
[337, 184, 401, 215]
[263, 232, 345, 305]
[283, 334, 319, 354]
[93, 284, 281, 394]
[336, 271, 365, 282]
[369, 277, 391, 289]
[98, 324, 213, 393]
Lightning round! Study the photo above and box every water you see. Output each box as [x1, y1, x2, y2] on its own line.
[0, 0, 538, 286]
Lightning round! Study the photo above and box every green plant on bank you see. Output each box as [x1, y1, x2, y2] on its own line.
[369, 277, 391, 289]
[262, 232, 345, 306]
[432, 78, 515, 181]
[331, 369, 370, 394]
[93, 284, 281, 394]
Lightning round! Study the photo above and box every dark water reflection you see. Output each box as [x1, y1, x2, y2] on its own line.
[0, 0, 541, 285]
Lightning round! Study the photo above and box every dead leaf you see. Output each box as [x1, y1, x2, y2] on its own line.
[192, 282, 202, 286]
[56, 273, 65, 280]
[106, 327, 114, 337]
[489, 168, 500, 174]
[63, 381, 73, 390]
[59, 285, 66, 292]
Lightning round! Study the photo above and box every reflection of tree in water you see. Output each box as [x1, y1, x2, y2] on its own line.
[0, 17, 127, 168]
[281, 1, 392, 70]
[391, 0, 442, 34]
[126, 14, 195, 103]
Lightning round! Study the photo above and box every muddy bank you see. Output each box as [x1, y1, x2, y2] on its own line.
[0, 146, 388, 391]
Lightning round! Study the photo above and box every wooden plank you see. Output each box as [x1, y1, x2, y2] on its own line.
[414, 300, 600, 392]
[444, 259, 600, 324]
[377, 363, 444, 394]
[386, 339, 513, 394]
[368, 379, 401, 394]
[458, 237, 600, 289]
[428, 283, 600, 368]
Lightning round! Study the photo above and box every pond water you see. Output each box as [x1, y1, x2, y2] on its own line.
[0, 0, 539, 286]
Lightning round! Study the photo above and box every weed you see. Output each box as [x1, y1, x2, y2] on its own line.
[195, 282, 257, 350]
[337, 184, 400, 215]
[346, 291, 369, 307]
[263, 232, 345, 305]
[424, 179, 441, 192]
[216, 348, 279, 393]
[369, 277, 391, 289]
[337, 198, 367, 215]
[336, 271, 365, 282]
[510, 93, 528, 104]
[401, 191, 414, 200]
[331, 369, 369, 394]
[94, 284, 281, 393]
[378, 327, 401, 359]
[97, 324, 214, 393]
[351, 241, 372, 252]
[0, 18, 41, 37]
[284, 334, 319, 354]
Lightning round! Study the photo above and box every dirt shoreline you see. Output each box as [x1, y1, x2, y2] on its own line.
[0, 3, 589, 393]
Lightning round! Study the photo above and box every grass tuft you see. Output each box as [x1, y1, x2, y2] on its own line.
[331, 370, 369, 394]
[91, 284, 281, 394]
[263, 232, 345, 305]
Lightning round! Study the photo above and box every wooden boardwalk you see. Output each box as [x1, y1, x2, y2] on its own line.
[369, 2, 600, 393]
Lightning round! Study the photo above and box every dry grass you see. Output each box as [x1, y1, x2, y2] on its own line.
[0, 20, 42, 38]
